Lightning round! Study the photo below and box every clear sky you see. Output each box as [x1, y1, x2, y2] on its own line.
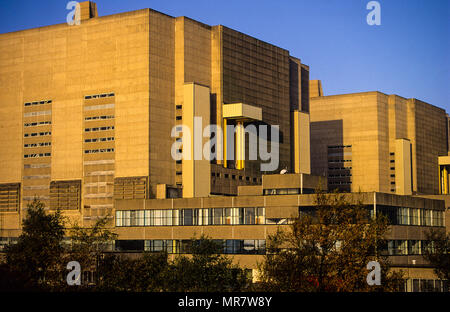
[0, 0, 449, 111]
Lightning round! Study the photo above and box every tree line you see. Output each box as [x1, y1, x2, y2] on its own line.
[0, 192, 447, 292]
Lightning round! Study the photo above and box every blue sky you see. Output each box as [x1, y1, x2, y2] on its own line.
[0, 0, 449, 111]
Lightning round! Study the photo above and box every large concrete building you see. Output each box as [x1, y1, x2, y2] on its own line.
[0, 1, 311, 230]
[0, 2, 447, 292]
[309, 80, 448, 196]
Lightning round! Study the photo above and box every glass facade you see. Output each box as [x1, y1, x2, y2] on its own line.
[115, 239, 266, 255]
[408, 279, 449, 292]
[384, 240, 439, 256]
[116, 207, 265, 227]
[376, 205, 444, 227]
[263, 188, 315, 195]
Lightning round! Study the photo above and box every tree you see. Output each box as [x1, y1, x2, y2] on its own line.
[96, 252, 169, 291]
[3, 199, 66, 289]
[258, 191, 404, 292]
[68, 216, 118, 281]
[423, 229, 449, 281]
[164, 235, 251, 292]
[95, 235, 250, 292]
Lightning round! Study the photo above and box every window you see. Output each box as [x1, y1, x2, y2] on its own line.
[85, 115, 114, 121]
[24, 142, 51, 148]
[84, 126, 114, 132]
[24, 121, 51, 127]
[244, 208, 255, 224]
[432, 210, 444, 227]
[24, 100, 51, 106]
[263, 188, 300, 195]
[213, 208, 223, 225]
[409, 208, 419, 225]
[421, 210, 432, 226]
[84, 93, 114, 100]
[84, 104, 115, 111]
[256, 207, 265, 224]
[84, 137, 114, 143]
[84, 148, 115, 154]
[397, 207, 409, 225]
[183, 209, 193, 226]
[23, 110, 51, 117]
[24, 131, 51, 137]
[0, 183, 20, 212]
[224, 208, 233, 225]
[408, 240, 421, 255]
[388, 240, 407, 255]
[116, 208, 266, 227]
[24, 153, 51, 158]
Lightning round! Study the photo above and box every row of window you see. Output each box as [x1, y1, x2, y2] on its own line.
[0, 237, 18, 250]
[328, 152, 352, 157]
[24, 100, 52, 106]
[24, 153, 51, 158]
[329, 181, 352, 185]
[263, 188, 315, 195]
[24, 121, 51, 127]
[115, 239, 266, 255]
[24, 142, 51, 148]
[23, 175, 50, 179]
[23, 185, 49, 190]
[24, 131, 51, 137]
[378, 206, 444, 227]
[85, 126, 114, 132]
[328, 174, 352, 178]
[84, 104, 115, 111]
[84, 148, 115, 154]
[85, 93, 115, 100]
[385, 240, 438, 256]
[408, 279, 448, 292]
[23, 110, 51, 117]
[85, 137, 115, 143]
[116, 207, 266, 227]
[85, 115, 114, 121]
[211, 172, 260, 182]
[24, 163, 50, 169]
[328, 145, 352, 149]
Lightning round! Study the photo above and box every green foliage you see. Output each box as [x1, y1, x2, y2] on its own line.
[164, 236, 250, 292]
[68, 216, 118, 271]
[96, 252, 169, 291]
[1, 201, 249, 292]
[3, 199, 66, 289]
[258, 191, 405, 292]
[96, 235, 250, 292]
[423, 229, 449, 281]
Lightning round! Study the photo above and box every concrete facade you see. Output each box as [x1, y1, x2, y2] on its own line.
[0, 2, 311, 231]
[310, 81, 448, 196]
[0, 2, 447, 291]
